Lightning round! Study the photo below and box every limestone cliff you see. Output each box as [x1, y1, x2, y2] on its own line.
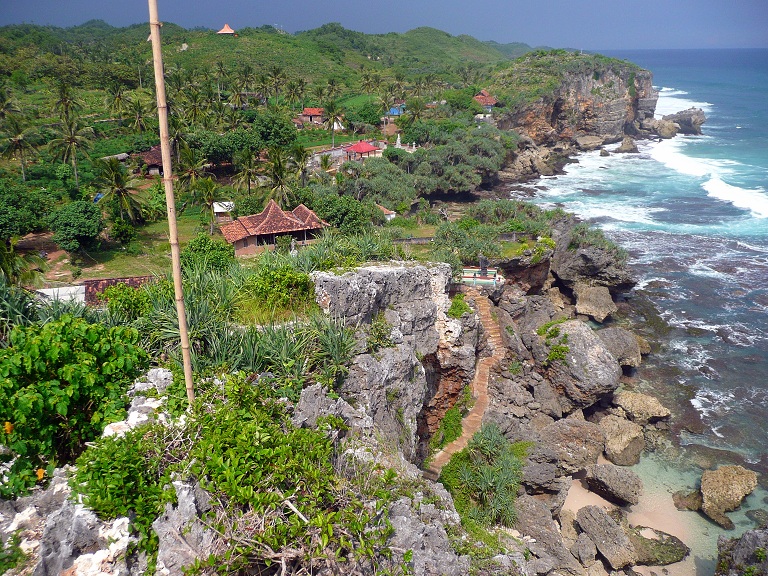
[493, 51, 657, 147]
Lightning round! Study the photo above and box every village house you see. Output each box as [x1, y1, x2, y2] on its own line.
[299, 107, 325, 125]
[219, 200, 327, 256]
[473, 89, 500, 113]
[138, 145, 163, 175]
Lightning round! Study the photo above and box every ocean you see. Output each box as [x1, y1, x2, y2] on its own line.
[512, 48, 768, 570]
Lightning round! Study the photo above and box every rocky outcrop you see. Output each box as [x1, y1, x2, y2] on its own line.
[641, 117, 679, 138]
[576, 136, 604, 151]
[597, 328, 643, 368]
[663, 107, 707, 135]
[576, 505, 637, 570]
[154, 482, 216, 575]
[700, 466, 759, 529]
[598, 414, 645, 466]
[537, 418, 604, 474]
[615, 136, 639, 153]
[612, 390, 670, 424]
[627, 525, 690, 566]
[574, 283, 617, 323]
[536, 321, 622, 414]
[716, 527, 768, 576]
[586, 464, 643, 505]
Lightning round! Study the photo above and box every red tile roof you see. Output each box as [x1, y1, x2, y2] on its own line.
[220, 200, 326, 243]
[347, 141, 379, 154]
[302, 107, 324, 116]
[473, 90, 499, 107]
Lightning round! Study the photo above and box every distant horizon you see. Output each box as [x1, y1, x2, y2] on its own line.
[0, 0, 765, 51]
[1, 18, 767, 54]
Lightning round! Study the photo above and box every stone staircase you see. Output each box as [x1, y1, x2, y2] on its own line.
[423, 289, 505, 481]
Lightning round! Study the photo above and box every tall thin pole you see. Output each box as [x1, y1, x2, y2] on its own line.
[147, 0, 195, 404]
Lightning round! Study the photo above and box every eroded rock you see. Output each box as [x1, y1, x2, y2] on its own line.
[586, 464, 643, 505]
[576, 505, 636, 570]
[574, 284, 617, 323]
[597, 327, 643, 368]
[701, 466, 758, 529]
[612, 390, 670, 424]
[598, 415, 645, 466]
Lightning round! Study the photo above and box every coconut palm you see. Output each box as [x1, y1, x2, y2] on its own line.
[105, 84, 130, 126]
[176, 144, 211, 194]
[95, 157, 144, 224]
[233, 149, 260, 195]
[322, 99, 344, 148]
[0, 84, 20, 121]
[377, 90, 395, 133]
[0, 114, 38, 182]
[284, 80, 304, 111]
[326, 78, 341, 100]
[0, 238, 47, 288]
[53, 81, 83, 121]
[192, 177, 227, 235]
[48, 118, 93, 190]
[290, 143, 311, 187]
[262, 147, 293, 208]
[268, 65, 287, 106]
[128, 96, 153, 134]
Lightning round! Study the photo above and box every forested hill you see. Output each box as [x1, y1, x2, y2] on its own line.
[0, 20, 538, 88]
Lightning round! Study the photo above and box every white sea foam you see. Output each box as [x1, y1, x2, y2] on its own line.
[655, 86, 712, 117]
[703, 178, 768, 218]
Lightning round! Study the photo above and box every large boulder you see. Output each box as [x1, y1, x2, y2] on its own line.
[716, 527, 768, 576]
[574, 284, 617, 323]
[627, 525, 690, 566]
[515, 495, 585, 575]
[598, 415, 645, 466]
[597, 328, 643, 369]
[612, 390, 671, 424]
[700, 466, 758, 529]
[615, 136, 639, 153]
[586, 464, 643, 505]
[538, 321, 622, 414]
[642, 117, 679, 139]
[576, 505, 636, 570]
[576, 136, 604, 151]
[538, 418, 605, 474]
[663, 108, 707, 135]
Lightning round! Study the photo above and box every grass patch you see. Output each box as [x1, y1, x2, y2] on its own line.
[447, 293, 472, 319]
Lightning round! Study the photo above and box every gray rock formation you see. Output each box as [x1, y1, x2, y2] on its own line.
[154, 481, 216, 575]
[537, 418, 604, 474]
[641, 117, 679, 139]
[574, 284, 617, 323]
[576, 505, 637, 570]
[598, 415, 645, 466]
[571, 533, 598, 567]
[700, 465, 758, 529]
[576, 136, 604, 151]
[627, 525, 690, 566]
[615, 136, 639, 153]
[612, 390, 670, 424]
[716, 527, 768, 576]
[663, 108, 707, 135]
[293, 383, 374, 433]
[312, 263, 451, 357]
[515, 495, 585, 575]
[597, 327, 643, 368]
[538, 321, 622, 414]
[343, 344, 428, 461]
[586, 464, 643, 505]
[387, 495, 469, 576]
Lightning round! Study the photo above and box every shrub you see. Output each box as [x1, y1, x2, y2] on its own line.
[447, 293, 472, 319]
[0, 316, 148, 497]
[0, 532, 26, 574]
[180, 233, 235, 273]
[99, 283, 152, 322]
[243, 265, 314, 310]
[439, 423, 528, 528]
[48, 200, 104, 253]
[366, 312, 393, 354]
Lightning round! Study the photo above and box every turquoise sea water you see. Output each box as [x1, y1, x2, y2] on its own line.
[514, 49, 768, 567]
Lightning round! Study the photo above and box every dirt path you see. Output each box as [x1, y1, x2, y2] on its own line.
[424, 289, 505, 480]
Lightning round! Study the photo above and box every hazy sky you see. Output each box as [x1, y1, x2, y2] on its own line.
[1, 0, 766, 50]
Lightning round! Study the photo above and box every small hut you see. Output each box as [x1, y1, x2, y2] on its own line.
[217, 24, 236, 35]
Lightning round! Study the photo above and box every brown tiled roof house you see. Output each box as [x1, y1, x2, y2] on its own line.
[220, 200, 328, 256]
[473, 90, 499, 111]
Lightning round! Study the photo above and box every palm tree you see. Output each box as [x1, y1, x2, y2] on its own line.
[326, 78, 341, 100]
[95, 157, 144, 224]
[215, 61, 229, 100]
[290, 143, 311, 187]
[0, 84, 20, 121]
[53, 81, 83, 121]
[48, 118, 93, 190]
[322, 100, 344, 148]
[181, 89, 206, 127]
[284, 80, 303, 111]
[262, 147, 293, 208]
[0, 238, 47, 288]
[233, 149, 260, 195]
[128, 96, 153, 134]
[192, 177, 227, 235]
[0, 114, 38, 182]
[105, 84, 130, 126]
[403, 97, 426, 127]
[311, 84, 327, 105]
[377, 90, 395, 133]
[268, 65, 287, 106]
[176, 144, 211, 194]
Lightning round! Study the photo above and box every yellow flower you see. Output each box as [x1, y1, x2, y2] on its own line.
[3, 421, 12, 434]
[36, 468, 45, 481]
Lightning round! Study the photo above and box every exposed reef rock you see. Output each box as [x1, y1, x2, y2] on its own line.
[615, 136, 639, 153]
[598, 414, 645, 466]
[597, 327, 643, 369]
[573, 283, 617, 323]
[716, 527, 768, 576]
[663, 107, 707, 135]
[586, 463, 643, 505]
[612, 390, 671, 424]
[576, 505, 637, 570]
[627, 525, 690, 566]
[701, 466, 759, 529]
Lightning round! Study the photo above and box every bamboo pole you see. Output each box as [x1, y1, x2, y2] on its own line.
[147, 0, 195, 404]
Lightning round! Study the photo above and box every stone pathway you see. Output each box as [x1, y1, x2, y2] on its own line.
[424, 289, 505, 480]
